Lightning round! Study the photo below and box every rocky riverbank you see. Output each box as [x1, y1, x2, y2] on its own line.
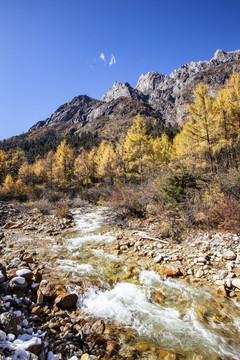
[1, 202, 240, 360]
[114, 227, 240, 300]
[0, 204, 125, 360]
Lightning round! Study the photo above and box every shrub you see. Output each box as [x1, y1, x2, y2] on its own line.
[211, 198, 240, 234]
[35, 199, 53, 215]
[54, 202, 70, 218]
[110, 188, 146, 218]
[162, 167, 199, 211]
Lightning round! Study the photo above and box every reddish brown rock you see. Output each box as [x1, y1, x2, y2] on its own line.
[7, 269, 18, 280]
[159, 265, 181, 277]
[105, 340, 120, 356]
[39, 280, 56, 298]
[216, 285, 227, 297]
[31, 306, 43, 315]
[54, 293, 78, 309]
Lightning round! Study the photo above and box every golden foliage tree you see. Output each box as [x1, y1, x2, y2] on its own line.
[95, 141, 117, 184]
[74, 148, 95, 186]
[53, 140, 74, 185]
[172, 83, 216, 172]
[123, 115, 150, 184]
[0, 150, 7, 184]
[149, 133, 172, 171]
[6, 149, 26, 179]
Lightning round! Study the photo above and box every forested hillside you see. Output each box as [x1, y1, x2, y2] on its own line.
[1, 73, 240, 233]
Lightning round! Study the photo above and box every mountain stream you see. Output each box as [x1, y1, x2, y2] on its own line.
[45, 207, 240, 360]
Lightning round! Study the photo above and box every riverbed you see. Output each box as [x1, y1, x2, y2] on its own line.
[43, 206, 240, 360]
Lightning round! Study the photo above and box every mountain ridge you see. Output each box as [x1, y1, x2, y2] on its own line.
[3, 49, 240, 148]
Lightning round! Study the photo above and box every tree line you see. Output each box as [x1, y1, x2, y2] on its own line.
[0, 73, 240, 230]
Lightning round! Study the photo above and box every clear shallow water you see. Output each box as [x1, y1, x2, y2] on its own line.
[47, 207, 240, 360]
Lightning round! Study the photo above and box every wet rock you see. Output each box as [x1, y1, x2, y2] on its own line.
[81, 354, 91, 360]
[90, 319, 105, 335]
[216, 285, 227, 297]
[0, 312, 18, 334]
[81, 323, 92, 335]
[159, 265, 181, 277]
[54, 293, 78, 309]
[105, 340, 120, 356]
[0, 329, 6, 341]
[10, 276, 27, 290]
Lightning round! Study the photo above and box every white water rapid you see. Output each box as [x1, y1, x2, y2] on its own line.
[48, 207, 240, 360]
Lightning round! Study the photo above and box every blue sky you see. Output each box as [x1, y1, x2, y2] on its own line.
[1, 0, 240, 140]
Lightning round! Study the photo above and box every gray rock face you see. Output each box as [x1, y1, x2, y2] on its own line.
[101, 82, 142, 102]
[0, 312, 18, 334]
[30, 95, 100, 131]
[28, 49, 240, 133]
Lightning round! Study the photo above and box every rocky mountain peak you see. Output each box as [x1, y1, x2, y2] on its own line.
[135, 72, 165, 94]
[212, 49, 240, 63]
[101, 81, 142, 102]
[26, 49, 240, 137]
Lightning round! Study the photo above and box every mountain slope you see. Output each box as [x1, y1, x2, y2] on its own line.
[2, 49, 240, 154]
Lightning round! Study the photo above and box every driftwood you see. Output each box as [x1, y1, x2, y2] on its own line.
[133, 230, 169, 244]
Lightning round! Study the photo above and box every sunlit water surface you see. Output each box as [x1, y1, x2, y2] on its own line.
[46, 207, 240, 360]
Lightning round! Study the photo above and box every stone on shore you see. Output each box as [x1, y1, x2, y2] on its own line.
[232, 278, 240, 289]
[54, 293, 78, 309]
[10, 276, 27, 290]
[223, 250, 236, 260]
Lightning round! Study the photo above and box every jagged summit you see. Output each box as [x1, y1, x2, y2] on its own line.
[20, 49, 240, 136]
[101, 81, 142, 102]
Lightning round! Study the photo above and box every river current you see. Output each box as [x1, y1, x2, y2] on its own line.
[45, 207, 240, 360]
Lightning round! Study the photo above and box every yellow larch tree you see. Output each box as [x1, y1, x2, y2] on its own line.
[74, 148, 95, 187]
[18, 161, 36, 186]
[0, 150, 7, 184]
[2, 174, 15, 193]
[149, 133, 172, 171]
[123, 115, 150, 184]
[174, 83, 216, 172]
[95, 140, 117, 184]
[53, 140, 74, 185]
[6, 149, 26, 179]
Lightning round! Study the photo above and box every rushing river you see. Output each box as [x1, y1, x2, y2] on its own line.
[46, 207, 240, 360]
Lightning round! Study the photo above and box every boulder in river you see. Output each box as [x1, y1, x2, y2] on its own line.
[54, 293, 78, 309]
[159, 265, 181, 277]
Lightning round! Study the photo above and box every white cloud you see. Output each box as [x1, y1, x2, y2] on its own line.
[99, 52, 106, 65]
[109, 54, 116, 66]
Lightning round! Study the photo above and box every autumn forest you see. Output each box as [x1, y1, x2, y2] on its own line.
[1, 73, 240, 232]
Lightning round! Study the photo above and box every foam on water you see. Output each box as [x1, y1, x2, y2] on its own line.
[64, 233, 115, 250]
[81, 280, 240, 358]
[49, 208, 240, 359]
[91, 248, 120, 261]
[57, 259, 95, 276]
